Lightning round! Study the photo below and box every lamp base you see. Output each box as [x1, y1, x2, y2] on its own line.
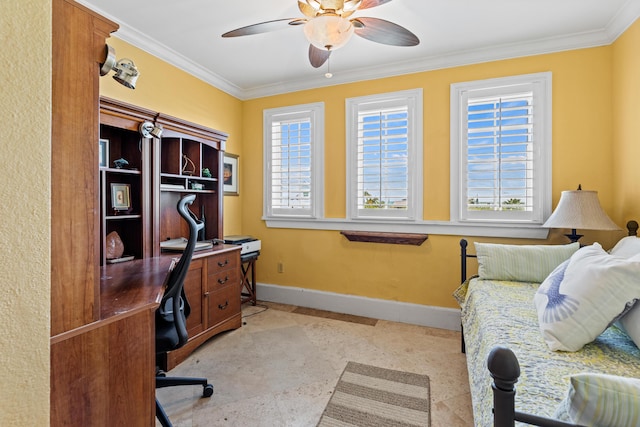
[564, 229, 583, 243]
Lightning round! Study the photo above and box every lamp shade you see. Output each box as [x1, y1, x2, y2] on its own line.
[543, 190, 620, 231]
[303, 15, 354, 50]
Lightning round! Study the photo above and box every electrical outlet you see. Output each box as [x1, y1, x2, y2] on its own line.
[277, 262, 284, 273]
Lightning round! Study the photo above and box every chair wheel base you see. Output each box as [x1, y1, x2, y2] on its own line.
[203, 384, 214, 397]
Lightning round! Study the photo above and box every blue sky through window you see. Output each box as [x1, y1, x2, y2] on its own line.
[466, 96, 533, 211]
[272, 120, 312, 209]
[357, 110, 409, 209]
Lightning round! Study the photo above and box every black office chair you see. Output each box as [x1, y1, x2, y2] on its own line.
[155, 194, 213, 427]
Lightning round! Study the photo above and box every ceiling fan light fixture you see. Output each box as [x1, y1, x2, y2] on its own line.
[343, 0, 363, 12]
[303, 15, 354, 50]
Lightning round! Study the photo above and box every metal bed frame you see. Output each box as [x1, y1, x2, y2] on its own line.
[458, 220, 638, 427]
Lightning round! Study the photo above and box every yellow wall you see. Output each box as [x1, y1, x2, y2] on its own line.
[0, 0, 51, 424]
[2, 1, 637, 422]
[103, 32, 636, 310]
[612, 20, 640, 220]
[100, 38, 245, 235]
[242, 46, 623, 308]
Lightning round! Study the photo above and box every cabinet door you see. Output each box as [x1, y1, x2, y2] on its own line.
[207, 283, 241, 327]
[206, 252, 240, 328]
[184, 258, 205, 338]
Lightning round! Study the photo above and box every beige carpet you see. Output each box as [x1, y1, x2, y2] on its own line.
[318, 362, 431, 427]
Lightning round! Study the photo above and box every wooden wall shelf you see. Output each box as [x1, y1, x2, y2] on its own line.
[340, 231, 428, 246]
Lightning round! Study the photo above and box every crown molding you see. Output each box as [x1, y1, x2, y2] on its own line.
[78, 0, 639, 101]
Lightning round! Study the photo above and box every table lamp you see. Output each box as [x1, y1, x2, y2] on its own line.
[543, 185, 620, 243]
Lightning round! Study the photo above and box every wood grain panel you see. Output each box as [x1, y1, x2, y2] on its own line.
[51, 310, 155, 426]
[51, 0, 118, 336]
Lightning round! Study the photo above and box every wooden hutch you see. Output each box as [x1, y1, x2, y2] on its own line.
[50, 1, 241, 425]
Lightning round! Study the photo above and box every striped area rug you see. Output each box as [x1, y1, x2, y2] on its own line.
[318, 362, 430, 427]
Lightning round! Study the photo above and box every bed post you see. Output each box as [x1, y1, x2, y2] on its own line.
[488, 346, 520, 427]
[460, 239, 468, 353]
[460, 239, 468, 284]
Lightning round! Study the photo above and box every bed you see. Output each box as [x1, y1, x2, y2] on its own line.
[456, 222, 640, 427]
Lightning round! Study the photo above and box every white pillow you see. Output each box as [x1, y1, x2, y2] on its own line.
[534, 243, 640, 352]
[474, 242, 579, 283]
[618, 301, 640, 349]
[554, 373, 640, 427]
[610, 236, 640, 258]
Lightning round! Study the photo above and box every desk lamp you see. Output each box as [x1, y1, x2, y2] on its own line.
[543, 185, 620, 243]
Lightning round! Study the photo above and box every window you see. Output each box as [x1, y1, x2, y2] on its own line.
[451, 72, 552, 225]
[346, 89, 423, 221]
[263, 103, 324, 219]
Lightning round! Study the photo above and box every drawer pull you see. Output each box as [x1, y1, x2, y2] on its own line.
[217, 276, 229, 285]
[218, 300, 229, 310]
[217, 259, 229, 267]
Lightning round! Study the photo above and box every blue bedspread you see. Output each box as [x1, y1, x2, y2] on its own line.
[459, 278, 640, 426]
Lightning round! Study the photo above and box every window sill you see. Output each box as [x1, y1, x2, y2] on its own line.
[264, 217, 549, 239]
[340, 230, 428, 245]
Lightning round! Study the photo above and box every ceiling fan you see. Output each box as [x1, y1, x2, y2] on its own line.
[221, 0, 419, 69]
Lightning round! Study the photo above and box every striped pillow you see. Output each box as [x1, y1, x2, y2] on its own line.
[474, 242, 579, 283]
[555, 373, 640, 427]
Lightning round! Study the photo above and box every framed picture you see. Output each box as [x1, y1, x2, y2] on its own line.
[99, 138, 109, 167]
[111, 183, 131, 211]
[223, 153, 239, 196]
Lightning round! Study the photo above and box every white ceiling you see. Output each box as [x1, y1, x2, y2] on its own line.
[78, 0, 640, 100]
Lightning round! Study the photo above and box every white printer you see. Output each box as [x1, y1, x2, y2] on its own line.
[223, 235, 261, 257]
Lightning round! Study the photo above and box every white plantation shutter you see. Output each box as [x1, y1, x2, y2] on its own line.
[264, 103, 324, 218]
[271, 119, 311, 211]
[357, 108, 409, 209]
[451, 73, 552, 224]
[466, 92, 534, 212]
[347, 89, 423, 220]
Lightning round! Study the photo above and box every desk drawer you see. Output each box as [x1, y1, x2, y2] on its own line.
[207, 252, 238, 274]
[207, 284, 240, 327]
[208, 268, 239, 292]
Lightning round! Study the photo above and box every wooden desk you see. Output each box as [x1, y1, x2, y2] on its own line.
[51, 246, 241, 425]
[51, 257, 172, 426]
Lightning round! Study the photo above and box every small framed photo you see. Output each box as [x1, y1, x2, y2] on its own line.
[111, 183, 131, 211]
[223, 153, 239, 196]
[99, 138, 109, 167]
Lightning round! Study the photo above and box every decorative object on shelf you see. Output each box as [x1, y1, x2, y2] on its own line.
[138, 121, 163, 138]
[223, 153, 239, 196]
[182, 154, 196, 175]
[199, 205, 206, 241]
[111, 183, 131, 212]
[190, 182, 204, 190]
[99, 138, 109, 167]
[99, 44, 140, 89]
[113, 158, 129, 169]
[202, 168, 212, 178]
[105, 231, 125, 259]
[543, 184, 621, 243]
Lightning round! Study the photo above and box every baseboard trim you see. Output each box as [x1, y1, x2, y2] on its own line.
[255, 283, 461, 331]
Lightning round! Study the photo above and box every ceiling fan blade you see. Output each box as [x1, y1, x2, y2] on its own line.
[298, 1, 318, 18]
[309, 44, 331, 68]
[222, 18, 304, 37]
[353, 17, 419, 46]
[358, 0, 394, 10]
